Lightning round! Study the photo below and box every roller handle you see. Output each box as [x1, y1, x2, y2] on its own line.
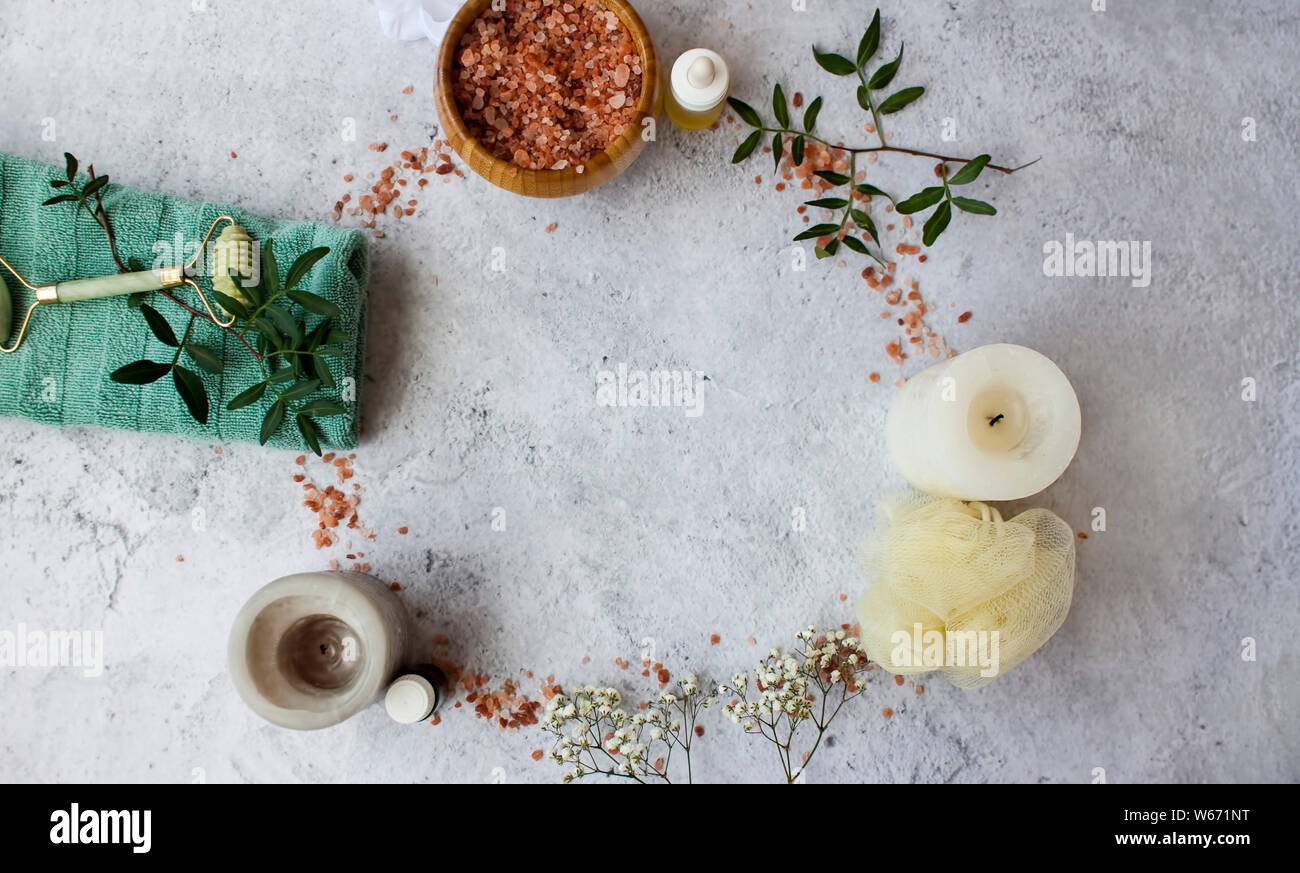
[50, 269, 181, 304]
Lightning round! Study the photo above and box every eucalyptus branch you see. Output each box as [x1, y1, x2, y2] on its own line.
[728, 8, 1038, 261]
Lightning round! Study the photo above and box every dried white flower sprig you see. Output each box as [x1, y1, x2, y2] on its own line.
[542, 676, 714, 784]
[717, 627, 874, 783]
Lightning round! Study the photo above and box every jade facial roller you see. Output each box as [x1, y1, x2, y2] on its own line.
[0, 215, 251, 354]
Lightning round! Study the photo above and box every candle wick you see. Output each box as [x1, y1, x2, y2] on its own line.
[988, 413, 1005, 427]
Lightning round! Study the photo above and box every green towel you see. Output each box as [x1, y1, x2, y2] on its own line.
[0, 151, 369, 450]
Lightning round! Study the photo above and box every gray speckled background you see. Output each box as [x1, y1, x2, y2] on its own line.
[0, 0, 1296, 784]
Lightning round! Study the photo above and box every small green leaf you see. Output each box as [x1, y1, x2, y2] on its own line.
[841, 235, 870, 255]
[922, 200, 952, 247]
[266, 305, 298, 340]
[895, 186, 945, 214]
[726, 97, 762, 128]
[802, 97, 823, 133]
[185, 344, 224, 373]
[856, 85, 872, 112]
[851, 210, 879, 243]
[262, 239, 281, 296]
[878, 86, 924, 114]
[280, 379, 321, 403]
[127, 257, 146, 272]
[792, 135, 806, 167]
[296, 414, 322, 456]
[305, 319, 332, 349]
[731, 130, 762, 163]
[140, 304, 179, 347]
[814, 170, 851, 186]
[286, 290, 341, 318]
[857, 9, 882, 68]
[297, 400, 347, 417]
[868, 43, 904, 89]
[231, 273, 264, 309]
[173, 366, 210, 425]
[772, 133, 784, 173]
[772, 84, 790, 129]
[815, 239, 840, 258]
[326, 329, 352, 345]
[268, 367, 296, 384]
[316, 360, 337, 391]
[253, 317, 284, 348]
[127, 292, 149, 309]
[260, 400, 286, 445]
[283, 247, 330, 292]
[853, 182, 893, 201]
[812, 47, 857, 76]
[793, 223, 842, 241]
[227, 381, 267, 411]
[212, 290, 249, 320]
[313, 344, 349, 357]
[82, 175, 109, 198]
[952, 196, 997, 215]
[805, 197, 849, 209]
[50, 179, 68, 189]
[947, 154, 992, 185]
[110, 360, 171, 385]
[42, 194, 78, 206]
[64, 152, 78, 182]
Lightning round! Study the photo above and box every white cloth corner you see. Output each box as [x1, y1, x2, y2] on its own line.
[371, 0, 463, 47]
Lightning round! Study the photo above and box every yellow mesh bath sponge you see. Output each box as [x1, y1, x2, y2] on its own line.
[855, 493, 1076, 689]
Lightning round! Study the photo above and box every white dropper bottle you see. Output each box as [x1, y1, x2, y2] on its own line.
[666, 48, 730, 130]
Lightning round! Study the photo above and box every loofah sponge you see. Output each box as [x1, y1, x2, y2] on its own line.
[855, 492, 1076, 689]
[211, 223, 254, 311]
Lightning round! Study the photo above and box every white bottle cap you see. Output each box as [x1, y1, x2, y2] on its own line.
[670, 48, 729, 113]
[384, 673, 438, 724]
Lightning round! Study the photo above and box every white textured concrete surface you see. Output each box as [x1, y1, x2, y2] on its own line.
[0, 0, 1297, 784]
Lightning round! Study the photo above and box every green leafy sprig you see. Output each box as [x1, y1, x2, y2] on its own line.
[728, 9, 1037, 260]
[43, 153, 351, 454]
[44, 153, 128, 272]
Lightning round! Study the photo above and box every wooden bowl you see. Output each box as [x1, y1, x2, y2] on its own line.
[434, 0, 662, 198]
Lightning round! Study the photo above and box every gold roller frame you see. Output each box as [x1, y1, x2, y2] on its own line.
[0, 215, 244, 354]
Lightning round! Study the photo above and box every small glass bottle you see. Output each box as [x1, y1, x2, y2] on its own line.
[384, 664, 445, 724]
[666, 48, 730, 130]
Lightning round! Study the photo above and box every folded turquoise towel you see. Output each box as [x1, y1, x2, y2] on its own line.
[0, 151, 368, 450]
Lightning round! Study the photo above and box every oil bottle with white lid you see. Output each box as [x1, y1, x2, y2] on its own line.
[665, 48, 730, 130]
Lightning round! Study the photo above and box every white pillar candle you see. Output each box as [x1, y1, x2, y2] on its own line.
[886, 344, 1081, 501]
[228, 571, 411, 730]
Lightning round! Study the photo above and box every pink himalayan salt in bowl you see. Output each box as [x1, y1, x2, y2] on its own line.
[435, 0, 661, 198]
